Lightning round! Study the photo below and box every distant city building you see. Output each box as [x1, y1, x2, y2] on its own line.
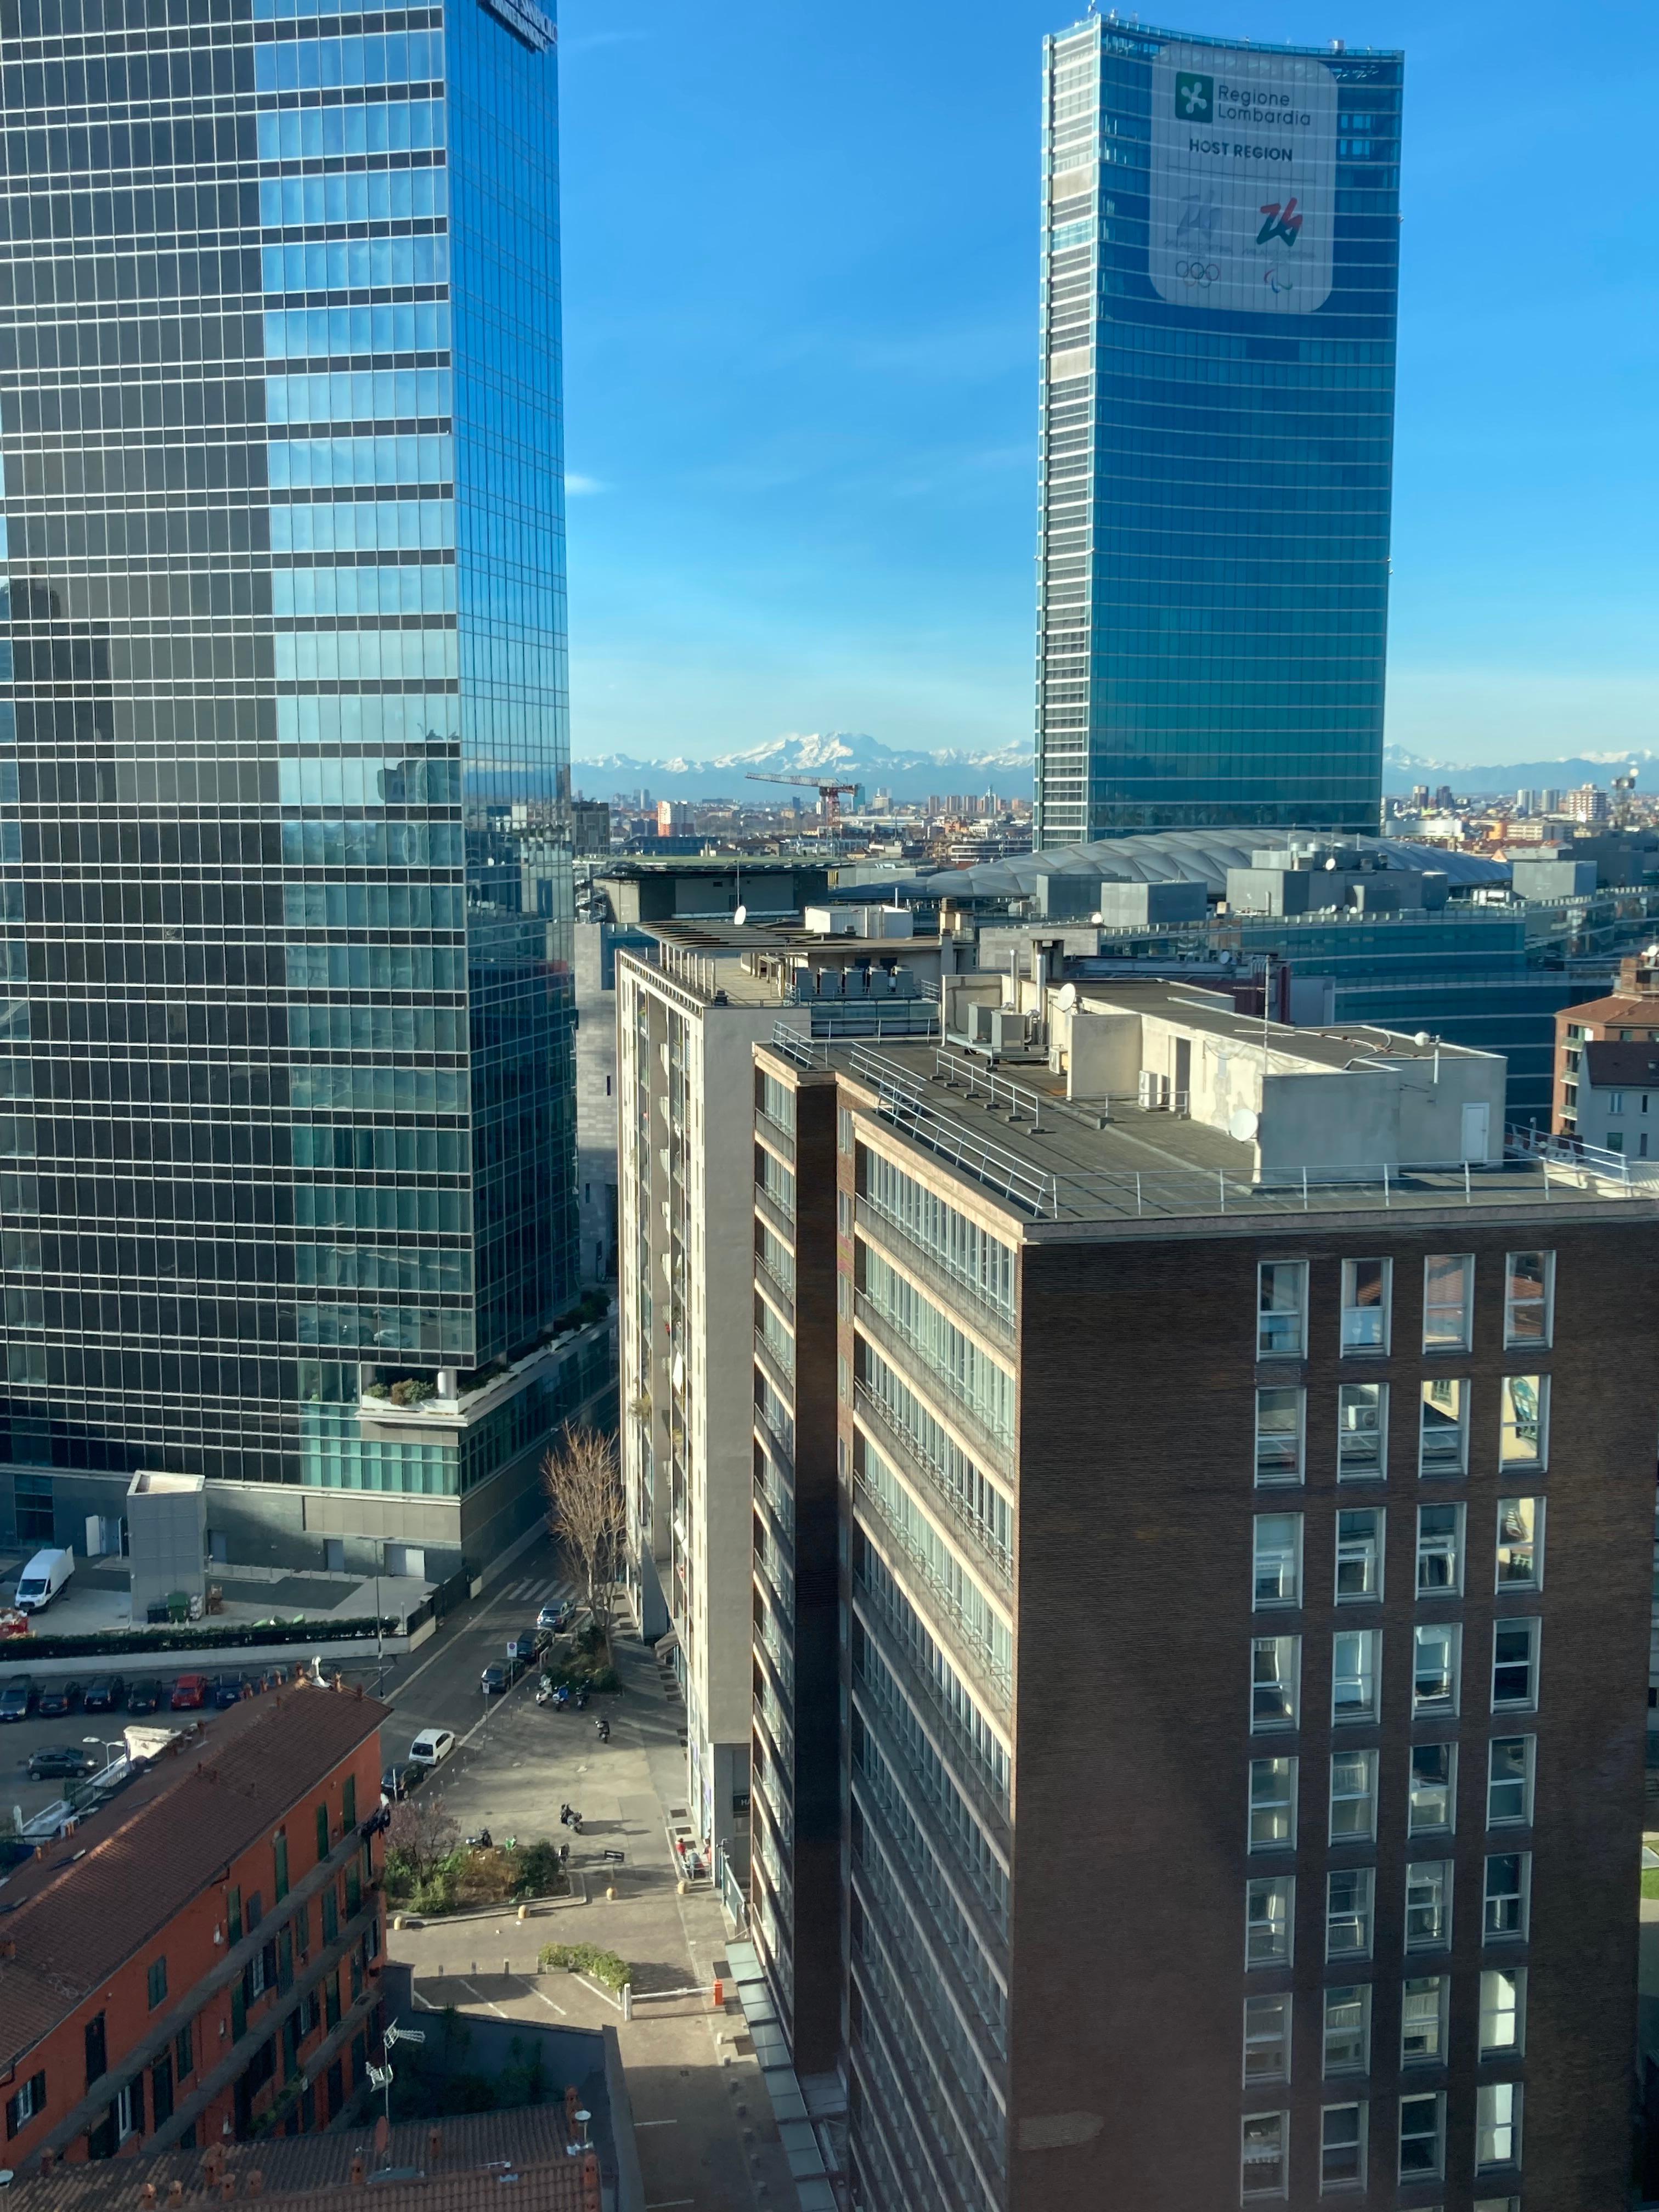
[1553, 952, 1659, 1143]
[1034, 18, 1402, 845]
[758, 993, 1659, 2209]
[657, 800, 696, 836]
[1567, 783, 1611, 826]
[572, 800, 613, 856]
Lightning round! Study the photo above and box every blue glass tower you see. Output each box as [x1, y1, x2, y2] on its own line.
[1034, 17, 1403, 846]
[0, 0, 586, 1570]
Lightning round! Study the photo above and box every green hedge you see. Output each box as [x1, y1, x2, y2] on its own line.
[0, 1617, 396, 1664]
[538, 1942, 630, 1993]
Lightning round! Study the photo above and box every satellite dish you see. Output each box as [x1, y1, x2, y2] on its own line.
[1414, 1031, 1432, 1047]
[1229, 1107, 1260, 1143]
[1056, 983, 1078, 1013]
[1325, 856, 1338, 870]
[733, 904, 748, 927]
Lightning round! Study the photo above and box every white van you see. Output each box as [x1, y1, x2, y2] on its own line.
[15, 1548, 74, 1615]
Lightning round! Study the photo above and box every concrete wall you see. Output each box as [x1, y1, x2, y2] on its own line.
[574, 921, 620, 1289]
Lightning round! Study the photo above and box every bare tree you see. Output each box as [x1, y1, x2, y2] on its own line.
[386, 1790, 459, 1879]
[542, 1422, 625, 1630]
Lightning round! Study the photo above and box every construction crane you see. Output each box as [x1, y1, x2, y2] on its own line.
[746, 771, 860, 825]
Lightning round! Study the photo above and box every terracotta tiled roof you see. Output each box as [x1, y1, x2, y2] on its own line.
[1559, 995, 1659, 1027]
[0, 1686, 389, 2072]
[4, 2108, 601, 2212]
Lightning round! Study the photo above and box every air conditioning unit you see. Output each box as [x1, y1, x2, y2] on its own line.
[1138, 1069, 1170, 1110]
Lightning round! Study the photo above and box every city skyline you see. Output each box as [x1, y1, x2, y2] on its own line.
[556, 0, 1659, 770]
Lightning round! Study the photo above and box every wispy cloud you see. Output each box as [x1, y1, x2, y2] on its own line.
[561, 29, 647, 55]
[565, 472, 606, 496]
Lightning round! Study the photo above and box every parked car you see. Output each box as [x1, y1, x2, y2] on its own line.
[535, 1598, 574, 1634]
[381, 1761, 426, 1803]
[35, 1681, 81, 1719]
[507, 1632, 538, 1668]
[210, 1674, 245, 1710]
[27, 1745, 97, 1781]
[480, 1663, 507, 1697]
[169, 1674, 209, 1711]
[81, 1676, 126, 1714]
[0, 1678, 35, 1722]
[14, 1548, 73, 1616]
[406, 1728, 455, 1769]
[125, 1678, 163, 1716]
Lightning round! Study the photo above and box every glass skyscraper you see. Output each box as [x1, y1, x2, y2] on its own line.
[0, 0, 590, 1573]
[1034, 16, 1403, 846]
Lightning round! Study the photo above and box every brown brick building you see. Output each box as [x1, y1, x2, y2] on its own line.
[0, 1683, 390, 2169]
[753, 998, 1659, 2212]
[1551, 950, 1659, 1140]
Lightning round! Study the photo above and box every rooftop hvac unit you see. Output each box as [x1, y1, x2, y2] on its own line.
[1138, 1069, 1171, 1110]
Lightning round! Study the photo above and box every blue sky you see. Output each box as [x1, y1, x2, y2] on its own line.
[556, 1, 1659, 770]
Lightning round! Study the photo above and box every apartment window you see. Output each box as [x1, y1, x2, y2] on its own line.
[1250, 1756, 1297, 1852]
[1341, 1258, 1390, 1354]
[1256, 1387, 1306, 1487]
[1329, 1750, 1378, 1843]
[838, 1107, 854, 1154]
[1405, 1859, 1452, 1951]
[273, 1830, 289, 1903]
[1483, 1852, 1530, 1940]
[1325, 1867, 1374, 1961]
[1409, 1742, 1456, 1836]
[1332, 1630, 1380, 1724]
[1398, 2092, 1444, 2180]
[1504, 1250, 1553, 1347]
[146, 1957, 167, 2011]
[1474, 2201, 1520, 2212]
[342, 1775, 356, 1828]
[316, 1802, 330, 1861]
[1494, 1498, 1543, 1590]
[1423, 1255, 1472, 1351]
[115, 2079, 140, 2142]
[1252, 1637, 1300, 1731]
[1413, 1623, 1460, 1716]
[1242, 2111, 1289, 2198]
[1400, 1976, 1447, 2064]
[1487, 1736, 1536, 1827]
[1258, 1261, 1307, 1359]
[1479, 1966, 1526, 2056]
[1335, 1509, 1383, 1603]
[1492, 1618, 1541, 1712]
[1475, 2082, 1522, 2171]
[176, 2023, 193, 2079]
[1243, 1993, 1291, 2084]
[1419, 1379, 1468, 1476]
[1321, 2102, 1366, 2191]
[1246, 1876, 1294, 1968]
[1498, 1375, 1547, 1469]
[1415, 1503, 1463, 1595]
[1609, 1091, 1626, 1115]
[1337, 1383, 1387, 1480]
[1323, 1985, 1370, 2076]
[5, 2071, 44, 2138]
[1254, 1514, 1303, 1609]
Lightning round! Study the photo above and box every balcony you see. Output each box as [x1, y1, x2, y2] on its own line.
[855, 1382, 1012, 1595]
[853, 1475, 1012, 1713]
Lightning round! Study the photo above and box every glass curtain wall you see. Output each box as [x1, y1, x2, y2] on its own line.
[1035, 16, 1403, 845]
[0, 0, 573, 1499]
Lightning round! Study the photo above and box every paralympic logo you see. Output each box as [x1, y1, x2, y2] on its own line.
[1175, 259, 1220, 286]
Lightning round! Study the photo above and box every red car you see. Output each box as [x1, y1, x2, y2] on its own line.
[169, 1673, 210, 1711]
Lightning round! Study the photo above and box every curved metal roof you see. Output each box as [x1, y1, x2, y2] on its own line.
[882, 830, 1509, 903]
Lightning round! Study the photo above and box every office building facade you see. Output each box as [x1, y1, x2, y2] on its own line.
[758, 1000, 1658, 2211]
[0, 0, 578, 1572]
[1035, 18, 1402, 845]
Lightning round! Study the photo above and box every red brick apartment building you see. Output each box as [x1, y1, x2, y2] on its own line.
[0, 1684, 390, 2169]
[1552, 951, 1659, 1137]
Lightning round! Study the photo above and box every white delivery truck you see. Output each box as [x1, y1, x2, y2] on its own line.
[14, 1548, 74, 1614]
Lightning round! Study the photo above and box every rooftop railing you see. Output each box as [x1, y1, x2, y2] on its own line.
[770, 1025, 1659, 1223]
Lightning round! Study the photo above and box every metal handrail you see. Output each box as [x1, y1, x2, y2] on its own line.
[933, 1050, 1045, 1129]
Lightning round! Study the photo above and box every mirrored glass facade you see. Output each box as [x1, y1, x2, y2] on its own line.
[0, 0, 575, 1525]
[1035, 16, 1402, 846]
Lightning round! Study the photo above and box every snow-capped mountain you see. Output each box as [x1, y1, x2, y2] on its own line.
[1383, 744, 1656, 795]
[573, 731, 1033, 803]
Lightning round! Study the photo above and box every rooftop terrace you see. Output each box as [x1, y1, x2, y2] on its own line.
[768, 1028, 1657, 1231]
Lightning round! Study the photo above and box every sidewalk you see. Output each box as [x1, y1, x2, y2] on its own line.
[386, 1629, 802, 2211]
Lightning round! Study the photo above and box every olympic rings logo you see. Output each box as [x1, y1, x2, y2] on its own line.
[1175, 259, 1219, 286]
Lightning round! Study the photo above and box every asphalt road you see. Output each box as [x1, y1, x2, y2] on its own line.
[0, 1537, 575, 1826]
